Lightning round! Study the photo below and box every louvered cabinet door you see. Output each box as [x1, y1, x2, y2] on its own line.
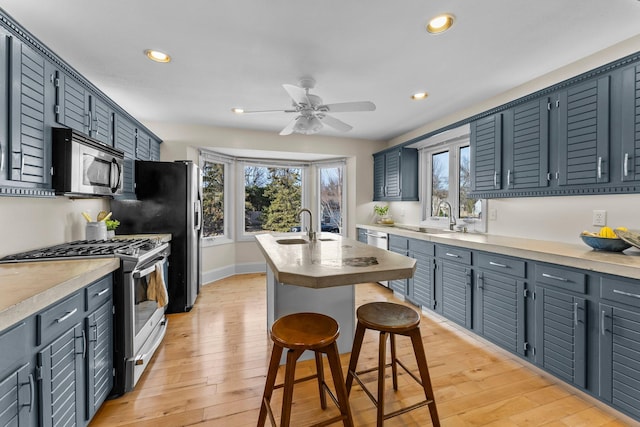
[55, 71, 90, 135]
[86, 301, 113, 420]
[620, 64, 640, 182]
[114, 114, 136, 195]
[0, 364, 32, 426]
[556, 75, 610, 186]
[409, 239, 435, 310]
[437, 261, 473, 329]
[534, 286, 586, 388]
[476, 271, 526, 355]
[384, 150, 401, 199]
[90, 95, 114, 146]
[38, 324, 84, 427]
[373, 153, 385, 200]
[471, 113, 503, 192]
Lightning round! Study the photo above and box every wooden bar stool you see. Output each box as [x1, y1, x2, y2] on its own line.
[258, 312, 354, 427]
[345, 302, 440, 426]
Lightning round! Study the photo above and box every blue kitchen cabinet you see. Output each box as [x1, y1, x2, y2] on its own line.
[356, 227, 367, 243]
[90, 95, 114, 146]
[114, 113, 137, 196]
[55, 70, 91, 135]
[533, 263, 587, 388]
[387, 234, 409, 296]
[620, 63, 640, 183]
[435, 244, 473, 329]
[372, 147, 418, 201]
[598, 275, 640, 421]
[150, 137, 161, 161]
[470, 113, 503, 192]
[136, 128, 152, 160]
[475, 252, 527, 355]
[408, 238, 435, 310]
[0, 321, 35, 426]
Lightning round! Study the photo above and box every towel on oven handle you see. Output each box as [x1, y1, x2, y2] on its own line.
[147, 261, 169, 308]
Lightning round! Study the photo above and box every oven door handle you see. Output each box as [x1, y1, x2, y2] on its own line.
[133, 261, 163, 279]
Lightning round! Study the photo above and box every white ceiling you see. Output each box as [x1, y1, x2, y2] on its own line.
[2, 0, 640, 142]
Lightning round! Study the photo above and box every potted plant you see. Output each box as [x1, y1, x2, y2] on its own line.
[374, 205, 393, 224]
[105, 219, 120, 238]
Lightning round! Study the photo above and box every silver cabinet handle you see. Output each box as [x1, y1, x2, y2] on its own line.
[601, 310, 606, 335]
[489, 261, 507, 268]
[542, 273, 568, 282]
[445, 252, 460, 258]
[507, 169, 511, 187]
[56, 308, 78, 323]
[597, 156, 602, 179]
[624, 153, 629, 177]
[96, 288, 109, 296]
[573, 302, 578, 326]
[0, 139, 4, 172]
[26, 374, 34, 413]
[493, 170, 498, 188]
[613, 289, 640, 299]
[79, 329, 86, 359]
[365, 233, 387, 239]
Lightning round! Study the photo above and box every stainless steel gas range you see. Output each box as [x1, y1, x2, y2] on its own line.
[0, 238, 170, 396]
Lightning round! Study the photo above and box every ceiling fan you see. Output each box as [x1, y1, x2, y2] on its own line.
[237, 77, 376, 135]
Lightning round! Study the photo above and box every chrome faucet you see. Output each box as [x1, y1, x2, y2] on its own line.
[296, 208, 316, 241]
[439, 201, 457, 230]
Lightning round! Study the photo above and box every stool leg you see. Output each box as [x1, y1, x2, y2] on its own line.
[377, 331, 388, 427]
[345, 321, 366, 395]
[325, 342, 355, 427]
[281, 348, 304, 427]
[390, 333, 398, 391]
[409, 328, 440, 427]
[315, 351, 327, 409]
[258, 343, 284, 427]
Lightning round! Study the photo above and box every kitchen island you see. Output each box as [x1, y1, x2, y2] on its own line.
[255, 232, 416, 356]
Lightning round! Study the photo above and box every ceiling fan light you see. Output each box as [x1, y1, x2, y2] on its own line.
[411, 92, 428, 100]
[144, 49, 171, 63]
[427, 14, 454, 34]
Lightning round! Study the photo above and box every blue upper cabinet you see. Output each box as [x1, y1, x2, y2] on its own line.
[620, 64, 640, 183]
[470, 113, 502, 192]
[114, 114, 136, 195]
[90, 95, 114, 146]
[55, 71, 90, 135]
[372, 146, 418, 201]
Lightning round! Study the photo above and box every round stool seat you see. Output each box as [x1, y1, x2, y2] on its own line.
[357, 302, 420, 333]
[271, 312, 340, 350]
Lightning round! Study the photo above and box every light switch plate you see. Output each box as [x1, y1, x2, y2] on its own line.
[592, 210, 607, 226]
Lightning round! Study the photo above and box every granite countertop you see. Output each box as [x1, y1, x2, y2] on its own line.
[358, 223, 640, 280]
[0, 257, 119, 331]
[255, 232, 416, 289]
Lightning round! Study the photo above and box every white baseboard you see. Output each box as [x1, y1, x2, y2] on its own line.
[201, 262, 266, 286]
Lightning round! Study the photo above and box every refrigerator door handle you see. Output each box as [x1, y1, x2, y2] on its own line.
[194, 199, 202, 231]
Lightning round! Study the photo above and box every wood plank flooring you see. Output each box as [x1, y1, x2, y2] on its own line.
[90, 273, 635, 426]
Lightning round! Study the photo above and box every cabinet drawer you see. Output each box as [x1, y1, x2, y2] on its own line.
[476, 252, 525, 278]
[534, 264, 585, 294]
[86, 276, 112, 312]
[0, 322, 28, 369]
[37, 291, 83, 345]
[388, 234, 408, 251]
[601, 276, 640, 308]
[409, 238, 434, 256]
[436, 245, 471, 265]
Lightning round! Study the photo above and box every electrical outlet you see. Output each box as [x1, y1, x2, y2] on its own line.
[593, 210, 607, 226]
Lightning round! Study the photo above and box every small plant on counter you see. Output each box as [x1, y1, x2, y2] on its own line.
[105, 219, 120, 231]
[373, 204, 389, 217]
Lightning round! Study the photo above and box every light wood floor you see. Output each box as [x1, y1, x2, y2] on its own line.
[90, 274, 635, 426]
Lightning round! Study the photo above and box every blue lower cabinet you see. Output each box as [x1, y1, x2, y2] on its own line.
[0, 364, 32, 426]
[388, 235, 409, 297]
[86, 301, 113, 419]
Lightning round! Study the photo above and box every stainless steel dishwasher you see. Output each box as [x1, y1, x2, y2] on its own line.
[366, 229, 389, 287]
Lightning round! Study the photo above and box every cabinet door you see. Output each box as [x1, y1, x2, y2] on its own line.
[373, 153, 385, 200]
[599, 303, 640, 420]
[476, 271, 525, 354]
[437, 260, 472, 328]
[136, 129, 151, 160]
[356, 227, 367, 243]
[0, 364, 32, 426]
[388, 235, 408, 296]
[384, 150, 401, 199]
[86, 301, 113, 419]
[505, 97, 550, 189]
[55, 71, 90, 134]
[534, 286, 586, 388]
[409, 239, 435, 310]
[38, 323, 84, 427]
[9, 37, 51, 185]
[471, 113, 502, 191]
[620, 64, 640, 182]
[90, 95, 113, 146]
[0, 30, 9, 183]
[150, 137, 161, 161]
[114, 114, 136, 195]
[556, 75, 610, 186]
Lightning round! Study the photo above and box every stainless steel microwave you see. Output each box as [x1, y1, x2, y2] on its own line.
[52, 127, 124, 197]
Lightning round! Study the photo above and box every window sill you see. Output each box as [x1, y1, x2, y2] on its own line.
[202, 236, 234, 248]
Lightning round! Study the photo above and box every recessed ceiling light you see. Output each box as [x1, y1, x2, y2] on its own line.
[426, 14, 454, 34]
[231, 108, 245, 114]
[411, 92, 428, 100]
[144, 49, 171, 63]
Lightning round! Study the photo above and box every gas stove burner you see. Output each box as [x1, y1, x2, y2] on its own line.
[0, 238, 166, 263]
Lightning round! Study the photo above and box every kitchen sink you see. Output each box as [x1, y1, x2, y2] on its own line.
[276, 238, 309, 245]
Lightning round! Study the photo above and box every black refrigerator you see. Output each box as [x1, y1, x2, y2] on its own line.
[111, 160, 202, 313]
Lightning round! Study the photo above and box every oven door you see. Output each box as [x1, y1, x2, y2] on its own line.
[124, 255, 169, 391]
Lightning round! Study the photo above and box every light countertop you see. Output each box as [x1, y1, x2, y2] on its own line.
[255, 232, 416, 288]
[358, 224, 640, 280]
[0, 257, 119, 331]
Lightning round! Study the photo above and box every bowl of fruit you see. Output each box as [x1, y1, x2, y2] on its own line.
[580, 226, 632, 252]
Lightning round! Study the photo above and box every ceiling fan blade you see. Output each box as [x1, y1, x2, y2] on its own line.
[279, 117, 299, 135]
[322, 101, 376, 113]
[319, 114, 353, 132]
[282, 84, 310, 106]
[240, 109, 297, 114]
